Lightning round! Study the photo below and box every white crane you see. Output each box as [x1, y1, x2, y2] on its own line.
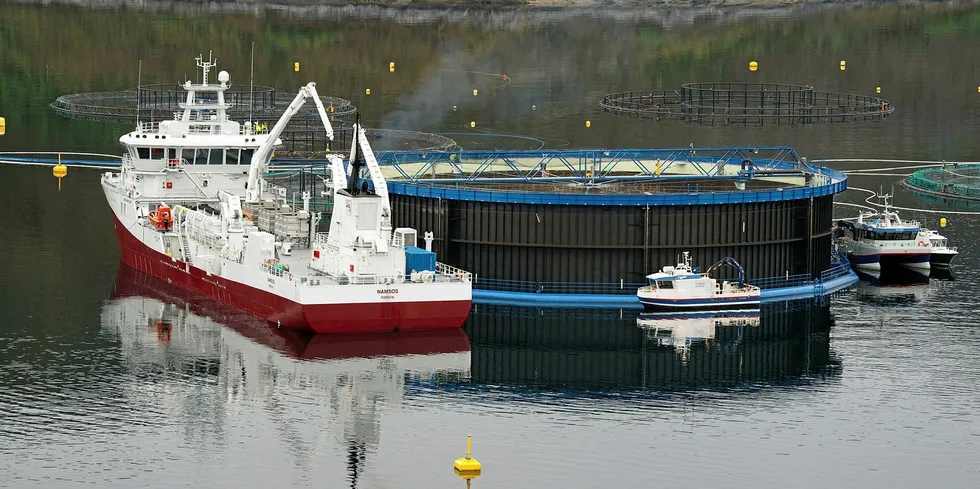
[245, 81, 335, 203]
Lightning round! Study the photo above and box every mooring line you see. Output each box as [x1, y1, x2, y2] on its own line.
[847, 185, 980, 215]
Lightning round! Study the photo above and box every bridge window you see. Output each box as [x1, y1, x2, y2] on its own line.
[225, 148, 240, 165]
[136, 147, 149, 159]
[208, 149, 223, 165]
[240, 148, 255, 165]
[183, 148, 206, 165]
[150, 148, 165, 160]
[656, 281, 674, 289]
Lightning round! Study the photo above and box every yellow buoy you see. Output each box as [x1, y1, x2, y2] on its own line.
[453, 435, 481, 474]
[389, 61, 395, 72]
[749, 61, 758, 72]
[585, 120, 591, 127]
[53, 154, 67, 192]
[294, 62, 300, 72]
[473, 89, 478, 96]
[840, 60, 846, 71]
[940, 217, 947, 227]
[365, 88, 371, 95]
[470, 121, 475, 128]
[0, 116, 5, 136]
[876, 86, 881, 94]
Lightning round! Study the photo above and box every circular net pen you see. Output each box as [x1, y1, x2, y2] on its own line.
[905, 164, 980, 202]
[51, 85, 457, 153]
[600, 83, 894, 125]
[52, 84, 356, 124]
[275, 126, 459, 158]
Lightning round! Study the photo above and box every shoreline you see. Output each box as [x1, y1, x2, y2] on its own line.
[5, 0, 975, 13]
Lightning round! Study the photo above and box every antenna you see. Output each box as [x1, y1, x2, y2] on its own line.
[248, 42, 255, 129]
[136, 59, 142, 127]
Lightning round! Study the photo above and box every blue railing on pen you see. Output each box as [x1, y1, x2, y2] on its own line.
[473, 257, 852, 295]
[473, 278, 647, 295]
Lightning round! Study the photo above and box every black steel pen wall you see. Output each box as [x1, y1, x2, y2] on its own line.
[390, 193, 834, 283]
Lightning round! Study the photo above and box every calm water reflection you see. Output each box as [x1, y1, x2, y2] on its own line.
[2, 3, 980, 488]
[466, 302, 837, 391]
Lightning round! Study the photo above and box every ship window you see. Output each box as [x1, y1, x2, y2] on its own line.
[656, 280, 673, 289]
[167, 148, 177, 160]
[208, 149, 223, 165]
[240, 148, 255, 165]
[191, 148, 209, 165]
[136, 147, 150, 159]
[150, 148, 165, 160]
[225, 148, 240, 165]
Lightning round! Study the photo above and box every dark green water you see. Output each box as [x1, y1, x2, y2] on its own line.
[2, 4, 980, 488]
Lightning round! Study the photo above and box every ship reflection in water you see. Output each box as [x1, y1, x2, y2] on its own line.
[464, 299, 838, 391]
[853, 266, 948, 306]
[637, 309, 761, 359]
[102, 265, 471, 488]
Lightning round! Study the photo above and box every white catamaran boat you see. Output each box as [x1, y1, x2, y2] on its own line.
[836, 194, 931, 271]
[100, 54, 472, 334]
[637, 252, 761, 310]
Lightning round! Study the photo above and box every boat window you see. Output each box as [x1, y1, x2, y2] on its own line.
[208, 149, 223, 165]
[240, 148, 255, 165]
[225, 148, 240, 165]
[150, 148, 165, 160]
[656, 280, 673, 289]
[167, 148, 177, 160]
[191, 148, 209, 165]
[136, 147, 150, 159]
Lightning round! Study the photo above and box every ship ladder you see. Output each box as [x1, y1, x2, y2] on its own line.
[180, 236, 193, 266]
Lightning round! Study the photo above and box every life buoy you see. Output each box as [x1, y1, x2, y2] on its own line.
[288, 273, 293, 281]
[917, 240, 926, 246]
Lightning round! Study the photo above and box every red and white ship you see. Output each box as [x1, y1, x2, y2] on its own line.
[101, 54, 472, 333]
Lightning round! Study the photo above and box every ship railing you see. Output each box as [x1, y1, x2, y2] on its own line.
[261, 261, 290, 278]
[314, 232, 330, 244]
[436, 263, 472, 283]
[241, 124, 270, 135]
[137, 121, 161, 133]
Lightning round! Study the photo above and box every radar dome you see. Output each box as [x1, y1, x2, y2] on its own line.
[218, 70, 230, 83]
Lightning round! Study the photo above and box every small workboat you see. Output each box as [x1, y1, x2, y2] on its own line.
[637, 252, 761, 310]
[922, 228, 958, 267]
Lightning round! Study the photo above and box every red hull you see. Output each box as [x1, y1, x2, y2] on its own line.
[111, 265, 472, 360]
[111, 214, 472, 333]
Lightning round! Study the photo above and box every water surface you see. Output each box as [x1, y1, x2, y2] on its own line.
[1, 4, 980, 488]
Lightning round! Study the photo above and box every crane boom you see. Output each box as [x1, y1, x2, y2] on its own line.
[326, 154, 348, 195]
[704, 256, 746, 287]
[245, 81, 335, 202]
[356, 125, 390, 216]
